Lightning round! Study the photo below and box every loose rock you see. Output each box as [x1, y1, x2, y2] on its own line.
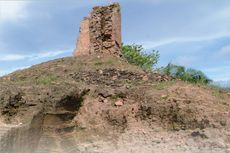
[115, 100, 124, 106]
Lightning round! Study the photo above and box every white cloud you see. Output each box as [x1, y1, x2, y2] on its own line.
[0, 54, 27, 61]
[32, 50, 71, 60]
[130, 1, 230, 49]
[0, 49, 72, 76]
[139, 31, 230, 49]
[0, 1, 28, 23]
[120, 0, 185, 5]
[0, 49, 72, 62]
[139, 37, 200, 49]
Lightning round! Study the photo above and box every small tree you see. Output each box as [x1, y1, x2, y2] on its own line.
[122, 44, 160, 70]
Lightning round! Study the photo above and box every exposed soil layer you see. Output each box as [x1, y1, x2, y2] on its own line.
[0, 55, 229, 153]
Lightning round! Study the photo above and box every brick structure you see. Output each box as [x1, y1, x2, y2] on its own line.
[73, 3, 122, 57]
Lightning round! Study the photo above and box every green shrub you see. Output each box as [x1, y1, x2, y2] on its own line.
[122, 44, 159, 70]
[161, 63, 212, 84]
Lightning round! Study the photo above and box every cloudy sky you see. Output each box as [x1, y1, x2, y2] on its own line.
[0, 0, 230, 82]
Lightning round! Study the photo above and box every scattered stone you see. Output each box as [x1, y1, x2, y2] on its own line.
[152, 73, 172, 82]
[98, 90, 113, 98]
[226, 149, 230, 153]
[103, 99, 108, 103]
[191, 131, 208, 139]
[98, 96, 109, 103]
[161, 95, 168, 100]
[99, 70, 103, 74]
[98, 96, 104, 103]
[115, 100, 123, 106]
[168, 97, 178, 102]
[112, 75, 118, 80]
[220, 120, 227, 126]
[184, 99, 192, 104]
[72, 68, 172, 87]
[2, 76, 11, 81]
[142, 75, 148, 81]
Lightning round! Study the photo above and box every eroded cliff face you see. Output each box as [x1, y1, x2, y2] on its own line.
[74, 3, 122, 57]
[0, 111, 43, 153]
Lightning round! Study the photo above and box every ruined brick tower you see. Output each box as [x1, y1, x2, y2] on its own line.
[73, 3, 122, 57]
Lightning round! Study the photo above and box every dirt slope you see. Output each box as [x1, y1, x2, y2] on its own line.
[0, 55, 229, 153]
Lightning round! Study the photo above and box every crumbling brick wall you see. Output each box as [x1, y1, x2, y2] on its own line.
[74, 3, 122, 57]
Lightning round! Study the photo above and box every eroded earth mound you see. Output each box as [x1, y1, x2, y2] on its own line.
[0, 55, 230, 153]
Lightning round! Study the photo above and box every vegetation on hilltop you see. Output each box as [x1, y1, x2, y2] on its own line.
[122, 44, 160, 70]
[160, 63, 212, 85]
[122, 44, 212, 85]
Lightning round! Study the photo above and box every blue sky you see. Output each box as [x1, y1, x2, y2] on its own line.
[0, 0, 230, 83]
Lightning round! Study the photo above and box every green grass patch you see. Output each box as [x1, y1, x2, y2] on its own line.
[94, 61, 103, 66]
[94, 58, 117, 66]
[35, 75, 59, 85]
